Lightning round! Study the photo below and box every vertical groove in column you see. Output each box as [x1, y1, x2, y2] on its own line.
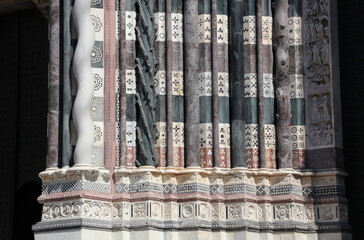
[184, 0, 200, 167]
[124, 0, 137, 167]
[135, 0, 157, 166]
[166, 0, 184, 168]
[288, 0, 305, 169]
[243, 0, 259, 168]
[62, 0, 72, 167]
[105, 0, 117, 170]
[229, 0, 246, 168]
[275, 0, 293, 168]
[257, 0, 276, 169]
[47, 0, 60, 169]
[199, 0, 213, 168]
[154, 0, 167, 167]
[212, 0, 230, 168]
[72, 0, 95, 165]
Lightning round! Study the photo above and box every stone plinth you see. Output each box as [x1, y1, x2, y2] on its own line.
[34, 168, 351, 240]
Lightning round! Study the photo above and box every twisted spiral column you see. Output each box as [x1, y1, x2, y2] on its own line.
[72, 0, 95, 166]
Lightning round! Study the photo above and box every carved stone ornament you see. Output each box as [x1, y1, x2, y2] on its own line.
[304, 0, 336, 148]
[39, 167, 111, 184]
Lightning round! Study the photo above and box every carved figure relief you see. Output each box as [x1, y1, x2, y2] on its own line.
[304, 0, 335, 147]
[310, 94, 332, 146]
[305, 0, 329, 87]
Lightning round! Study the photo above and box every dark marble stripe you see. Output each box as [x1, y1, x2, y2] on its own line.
[172, 0, 183, 13]
[156, 96, 167, 122]
[290, 98, 305, 125]
[198, 0, 211, 14]
[172, 95, 184, 122]
[244, 0, 256, 16]
[245, 98, 258, 124]
[217, 0, 228, 14]
[155, 0, 166, 12]
[230, 0, 246, 167]
[218, 97, 230, 123]
[264, 98, 275, 124]
[126, 94, 137, 121]
[288, 0, 302, 17]
[200, 96, 213, 123]
[261, 0, 272, 16]
[125, 0, 135, 11]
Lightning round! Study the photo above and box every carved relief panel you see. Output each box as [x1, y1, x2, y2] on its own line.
[303, 0, 340, 149]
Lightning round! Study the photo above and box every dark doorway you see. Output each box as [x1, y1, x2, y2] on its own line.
[0, 8, 48, 240]
[338, 0, 364, 240]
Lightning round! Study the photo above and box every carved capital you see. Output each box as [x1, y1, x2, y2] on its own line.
[32, 0, 50, 20]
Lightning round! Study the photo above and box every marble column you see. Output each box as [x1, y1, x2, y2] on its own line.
[46, 0, 60, 169]
[62, 0, 72, 167]
[184, 0, 200, 167]
[72, 0, 95, 166]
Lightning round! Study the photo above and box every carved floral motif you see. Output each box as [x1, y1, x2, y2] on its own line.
[42, 200, 112, 221]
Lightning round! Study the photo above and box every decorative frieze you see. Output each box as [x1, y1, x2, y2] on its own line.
[34, 168, 349, 235]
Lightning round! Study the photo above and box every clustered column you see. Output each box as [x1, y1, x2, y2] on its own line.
[52, 0, 311, 170]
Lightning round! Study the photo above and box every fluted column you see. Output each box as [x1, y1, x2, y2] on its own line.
[72, 0, 95, 166]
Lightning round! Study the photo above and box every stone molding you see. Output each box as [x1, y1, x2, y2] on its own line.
[35, 168, 349, 234]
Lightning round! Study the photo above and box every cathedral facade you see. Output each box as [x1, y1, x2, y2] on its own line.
[0, 0, 355, 239]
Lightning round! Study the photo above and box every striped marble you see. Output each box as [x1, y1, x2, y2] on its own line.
[288, 0, 305, 169]
[257, 0, 276, 169]
[199, 0, 213, 168]
[124, 0, 137, 167]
